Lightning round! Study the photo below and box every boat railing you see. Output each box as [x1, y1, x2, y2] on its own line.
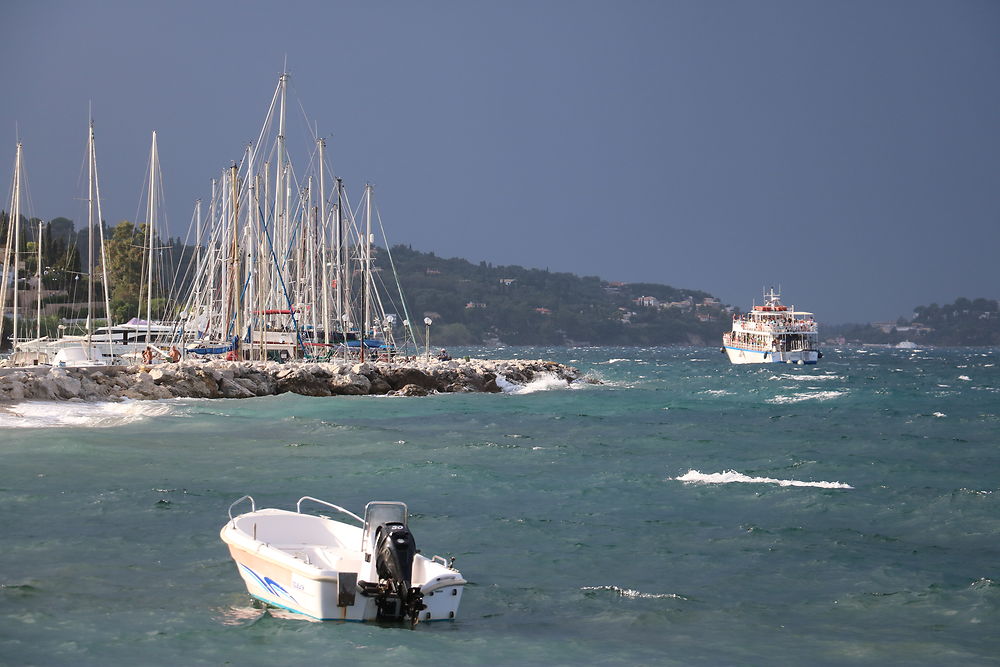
[733, 321, 817, 334]
[296, 496, 365, 525]
[228, 495, 255, 523]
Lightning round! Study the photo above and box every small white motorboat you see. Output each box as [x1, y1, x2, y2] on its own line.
[221, 496, 465, 623]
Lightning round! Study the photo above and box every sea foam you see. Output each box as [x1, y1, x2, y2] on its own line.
[672, 469, 853, 489]
[0, 400, 174, 429]
[497, 372, 576, 394]
[581, 585, 687, 600]
[769, 373, 843, 382]
[767, 391, 845, 404]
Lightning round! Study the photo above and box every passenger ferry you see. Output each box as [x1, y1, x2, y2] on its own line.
[722, 289, 820, 364]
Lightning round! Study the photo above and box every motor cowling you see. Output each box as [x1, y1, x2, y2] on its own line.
[376, 522, 415, 586]
[372, 522, 425, 622]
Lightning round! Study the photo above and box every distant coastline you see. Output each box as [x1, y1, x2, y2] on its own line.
[822, 298, 1000, 347]
[3, 215, 996, 348]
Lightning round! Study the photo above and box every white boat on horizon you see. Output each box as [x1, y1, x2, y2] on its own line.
[221, 496, 465, 624]
[722, 288, 821, 365]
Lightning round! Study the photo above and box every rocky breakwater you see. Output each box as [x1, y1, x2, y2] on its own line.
[0, 357, 588, 403]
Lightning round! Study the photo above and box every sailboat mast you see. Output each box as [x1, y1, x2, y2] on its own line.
[0, 146, 19, 351]
[194, 198, 202, 288]
[11, 143, 22, 347]
[35, 219, 42, 341]
[91, 119, 114, 354]
[87, 121, 96, 349]
[318, 138, 329, 346]
[275, 73, 287, 289]
[306, 178, 317, 340]
[145, 131, 157, 344]
[229, 162, 240, 354]
[335, 177, 345, 343]
[361, 184, 373, 363]
[260, 165, 270, 360]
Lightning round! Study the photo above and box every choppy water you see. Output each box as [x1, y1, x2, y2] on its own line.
[1, 346, 998, 665]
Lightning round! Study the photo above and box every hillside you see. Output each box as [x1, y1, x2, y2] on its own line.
[381, 245, 730, 346]
[824, 298, 1000, 346]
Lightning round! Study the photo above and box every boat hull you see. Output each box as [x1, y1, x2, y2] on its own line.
[724, 346, 818, 365]
[225, 543, 374, 621]
[221, 506, 464, 623]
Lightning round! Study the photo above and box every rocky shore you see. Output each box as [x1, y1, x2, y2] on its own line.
[0, 358, 587, 403]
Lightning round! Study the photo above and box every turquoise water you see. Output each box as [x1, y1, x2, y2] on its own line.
[1, 346, 998, 665]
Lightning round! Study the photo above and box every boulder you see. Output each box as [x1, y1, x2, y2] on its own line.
[394, 383, 429, 397]
[382, 367, 436, 391]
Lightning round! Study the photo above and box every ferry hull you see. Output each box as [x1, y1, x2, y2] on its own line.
[724, 346, 818, 365]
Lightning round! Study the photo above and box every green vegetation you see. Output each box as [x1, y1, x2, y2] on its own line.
[825, 298, 1000, 346]
[2, 213, 190, 348]
[8, 213, 998, 349]
[0, 211, 83, 294]
[384, 245, 729, 345]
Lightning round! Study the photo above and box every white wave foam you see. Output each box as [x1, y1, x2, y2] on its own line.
[0, 400, 175, 429]
[958, 375, 972, 382]
[672, 469, 853, 489]
[581, 585, 687, 600]
[699, 389, 734, 396]
[770, 373, 843, 382]
[767, 391, 845, 404]
[497, 372, 575, 394]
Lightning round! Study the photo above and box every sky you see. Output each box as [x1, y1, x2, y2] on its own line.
[2, 0, 998, 324]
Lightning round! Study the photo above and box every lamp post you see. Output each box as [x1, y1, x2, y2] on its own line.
[424, 317, 432, 360]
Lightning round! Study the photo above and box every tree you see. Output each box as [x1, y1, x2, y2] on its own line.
[101, 221, 146, 305]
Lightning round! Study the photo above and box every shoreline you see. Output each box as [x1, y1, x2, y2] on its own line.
[0, 358, 589, 403]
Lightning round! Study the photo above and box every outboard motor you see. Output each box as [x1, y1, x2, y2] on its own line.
[372, 522, 425, 622]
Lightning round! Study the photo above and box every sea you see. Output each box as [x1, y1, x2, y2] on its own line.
[1, 346, 997, 665]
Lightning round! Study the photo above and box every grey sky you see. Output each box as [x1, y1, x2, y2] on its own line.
[2, 0, 997, 324]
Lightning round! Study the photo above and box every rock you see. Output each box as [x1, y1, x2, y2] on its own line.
[382, 367, 435, 391]
[351, 362, 374, 377]
[369, 377, 392, 394]
[395, 383, 429, 397]
[0, 356, 591, 403]
[276, 367, 332, 396]
[329, 372, 370, 395]
[219, 377, 256, 399]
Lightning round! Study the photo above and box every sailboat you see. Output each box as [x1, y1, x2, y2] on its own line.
[177, 72, 416, 363]
[0, 141, 91, 366]
[0, 142, 26, 364]
[10, 124, 176, 366]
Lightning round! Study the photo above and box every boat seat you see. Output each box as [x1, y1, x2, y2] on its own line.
[273, 544, 355, 570]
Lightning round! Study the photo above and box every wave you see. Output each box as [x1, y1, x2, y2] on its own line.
[0, 400, 175, 429]
[767, 391, 845, 404]
[769, 373, 843, 381]
[496, 372, 578, 394]
[672, 469, 853, 489]
[581, 585, 687, 600]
